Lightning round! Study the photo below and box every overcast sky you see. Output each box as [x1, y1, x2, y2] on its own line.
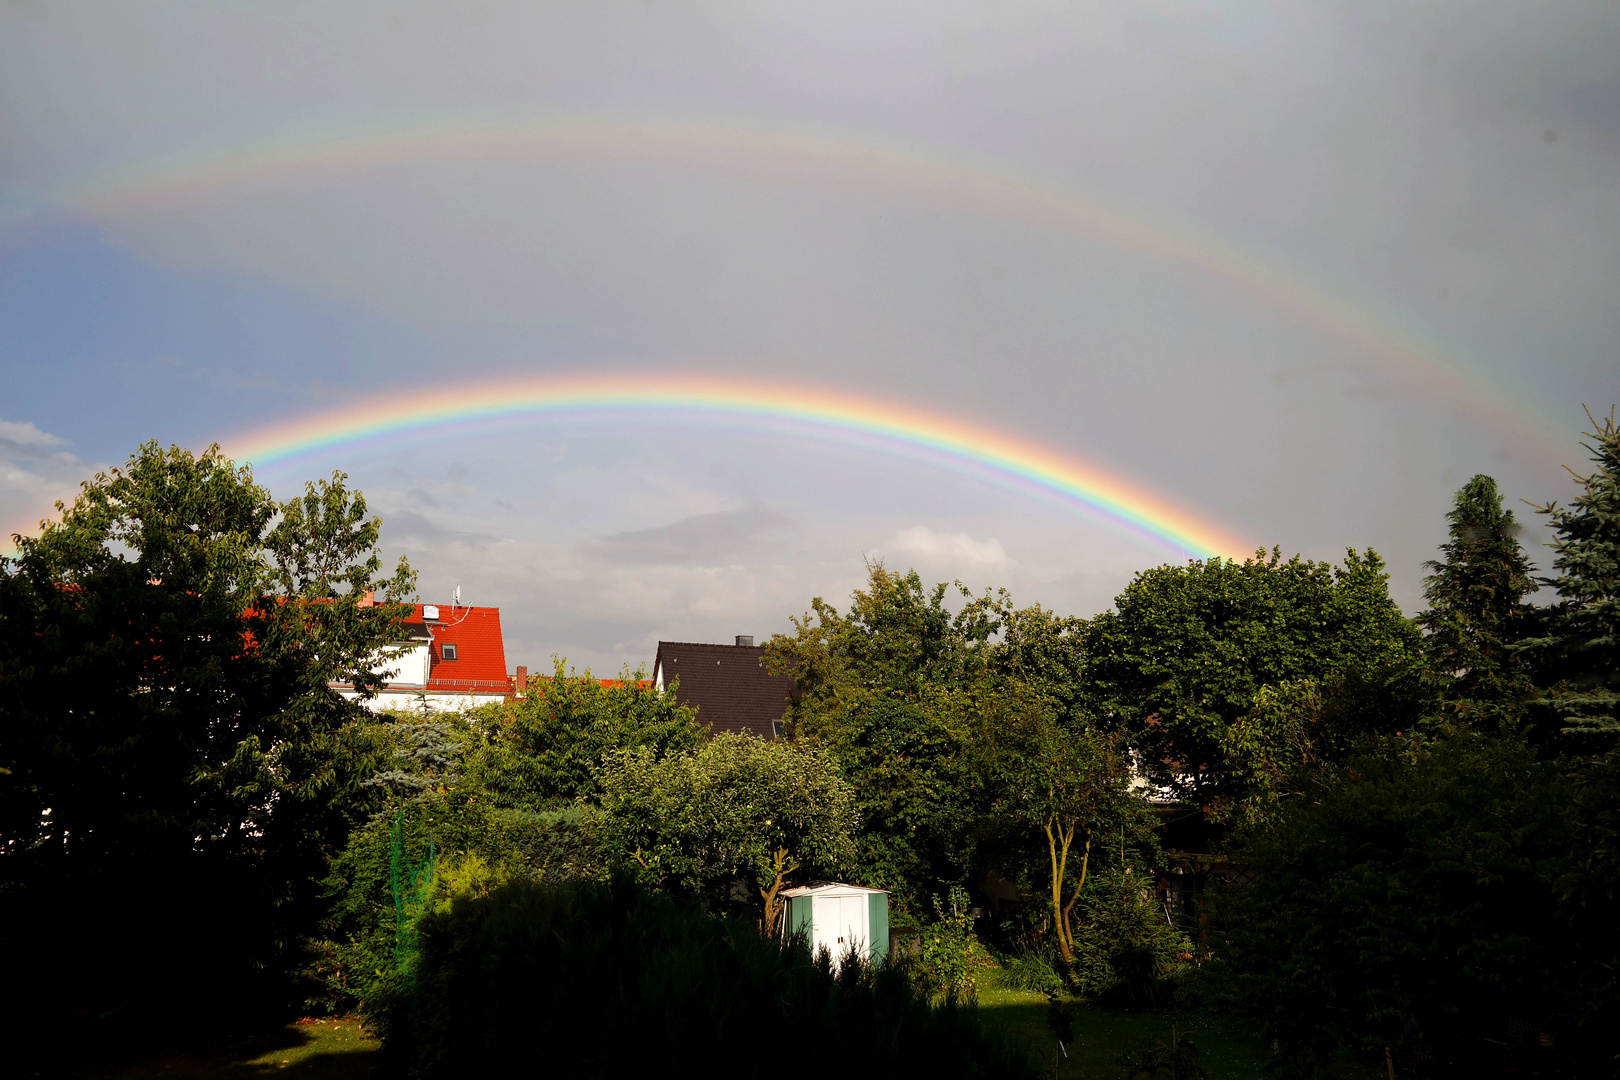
[2, 1, 1616, 674]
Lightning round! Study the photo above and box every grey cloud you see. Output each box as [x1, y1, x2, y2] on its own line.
[588, 504, 796, 566]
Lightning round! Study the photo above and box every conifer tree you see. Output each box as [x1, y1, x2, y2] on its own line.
[1520, 408, 1620, 743]
[1416, 474, 1538, 729]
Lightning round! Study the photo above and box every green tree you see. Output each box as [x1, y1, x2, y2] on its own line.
[978, 704, 1136, 971]
[0, 442, 414, 1025]
[594, 733, 856, 931]
[463, 657, 706, 808]
[765, 560, 1003, 729]
[1416, 474, 1538, 730]
[1518, 408, 1620, 743]
[763, 562, 1010, 911]
[1201, 733, 1597, 1075]
[1085, 548, 1418, 800]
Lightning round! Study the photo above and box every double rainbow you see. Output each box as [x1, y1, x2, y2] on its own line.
[224, 374, 1248, 560]
[13, 114, 1566, 461]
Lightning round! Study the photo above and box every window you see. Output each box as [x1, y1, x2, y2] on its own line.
[441, 643, 458, 661]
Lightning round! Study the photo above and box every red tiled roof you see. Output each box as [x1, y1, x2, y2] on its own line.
[652, 641, 796, 739]
[406, 604, 511, 694]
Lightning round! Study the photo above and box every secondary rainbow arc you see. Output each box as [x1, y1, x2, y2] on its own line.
[12, 113, 1566, 462]
[223, 374, 1248, 559]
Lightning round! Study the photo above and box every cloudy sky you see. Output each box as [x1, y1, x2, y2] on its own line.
[2, 2, 1616, 675]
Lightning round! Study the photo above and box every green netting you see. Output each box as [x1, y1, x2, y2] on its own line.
[389, 807, 437, 984]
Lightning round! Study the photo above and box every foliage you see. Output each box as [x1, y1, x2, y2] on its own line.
[308, 711, 599, 1015]
[1416, 474, 1539, 731]
[1518, 407, 1620, 743]
[1197, 732, 1610, 1076]
[1085, 547, 1419, 799]
[765, 559, 1005, 724]
[977, 703, 1140, 971]
[1070, 875, 1193, 1008]
[388, 874, 1034, 1079]
[796, 688, 980, 907]
[593, 732, 857, 928]
[765, 563, 1116, 916]
[0, 442, 414, 1030]
[912, 884, 985, 1003]
[999, 953, 1065, 996]
[462, 657, 705, 807]
[1117, 1031, 1210, 1080]
[989, 601, 1091, 726]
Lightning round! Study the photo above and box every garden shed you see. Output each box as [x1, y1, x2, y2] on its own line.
[779, 882, 889, 968]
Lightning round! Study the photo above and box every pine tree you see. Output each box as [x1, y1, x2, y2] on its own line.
[1520, 407, 1620, 743]
[1417, 474, 1538, 730]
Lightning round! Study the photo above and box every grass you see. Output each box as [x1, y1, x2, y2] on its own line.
[974, 971, 1270, 1079]
[67, 1017, 381, 1080]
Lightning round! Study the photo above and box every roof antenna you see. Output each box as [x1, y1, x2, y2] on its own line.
[453, 585, 461, 609]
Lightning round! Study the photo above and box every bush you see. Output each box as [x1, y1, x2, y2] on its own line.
[1070, 875, 1193, 1009]
[387, 875, 1033, 1079]
[998, 953, 1065, 996]
[910, 884, 987, 1003]
[1197, 733, 1607, 1076]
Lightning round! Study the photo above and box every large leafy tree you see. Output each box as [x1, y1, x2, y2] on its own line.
[763, 563, 1006, 909]
[0, 442, 414, 1022]
[594, 733, 856, 932]
[976, 705, 1136, 971]
[765, 560, 1003, 728]
[1416, 474, 1538, 730]
[463, 657, 706, 808]
[1203, 733, 1597, 1075]
[1085, 548, 1418, 800]
[1518, 408, 1620, 743]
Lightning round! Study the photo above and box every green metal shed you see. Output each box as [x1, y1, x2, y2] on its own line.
[780, 881, 889, 969]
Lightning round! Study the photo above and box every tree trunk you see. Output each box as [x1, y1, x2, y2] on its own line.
[1045, 818, 1078, 966]
[758, 845, 799, 937]
[1059, 833, 1091, 952]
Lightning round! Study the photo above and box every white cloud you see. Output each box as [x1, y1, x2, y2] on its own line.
[887, 526, 1010, 569]
[0, 420, 97, 546]
[0, 420, 67, 448]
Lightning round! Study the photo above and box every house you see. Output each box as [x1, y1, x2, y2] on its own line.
[651, 636, 796, 739]
[336, 599, 514, 712]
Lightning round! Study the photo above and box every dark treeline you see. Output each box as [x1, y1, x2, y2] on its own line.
[2, 409, 1617, 1077]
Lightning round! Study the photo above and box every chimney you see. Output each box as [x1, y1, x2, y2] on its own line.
[735, 635, 754, 647]
[357, 590, 376, 608]
[515, 666, 529, 694]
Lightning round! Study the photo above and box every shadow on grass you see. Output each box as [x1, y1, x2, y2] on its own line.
[61, 1018, 381, 1080]
[974, 985, 1267, 1080]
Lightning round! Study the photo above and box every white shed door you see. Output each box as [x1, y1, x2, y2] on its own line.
[815, 894, 868, 965]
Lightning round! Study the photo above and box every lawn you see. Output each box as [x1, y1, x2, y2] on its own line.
[974, 973, 1270, 1080]
[71, 1017, 381, 1080]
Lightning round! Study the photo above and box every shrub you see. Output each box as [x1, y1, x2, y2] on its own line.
[1197, 733, 1604, 1076]
[911, 884, 985, 1003]
[1070, 875, 1193, 1008]
[388, 875, 1033, 1079]
[998, 953, 1064, 996]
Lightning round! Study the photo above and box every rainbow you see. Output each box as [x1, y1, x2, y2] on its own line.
[11, 114, 1568, 462]
[222, 373, 1249, 559]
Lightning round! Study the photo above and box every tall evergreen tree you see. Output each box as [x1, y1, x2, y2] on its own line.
[1520, 408, 1620, 743]
[1416, 474, 1538, 729]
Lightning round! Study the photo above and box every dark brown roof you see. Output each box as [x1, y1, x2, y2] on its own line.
[652, 640, 796, 740]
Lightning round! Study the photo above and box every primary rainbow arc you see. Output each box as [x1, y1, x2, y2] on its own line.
[224, 374, 1248, 560]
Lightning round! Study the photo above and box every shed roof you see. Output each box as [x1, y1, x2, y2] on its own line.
[779, 881, 890, 898]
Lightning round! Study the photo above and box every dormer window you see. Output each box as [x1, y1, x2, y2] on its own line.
[441, 643, 458, 661]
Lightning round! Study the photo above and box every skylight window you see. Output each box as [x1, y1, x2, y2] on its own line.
[441, 643, 458, 661]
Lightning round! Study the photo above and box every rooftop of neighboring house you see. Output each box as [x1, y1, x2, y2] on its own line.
[652, 636, 796, 739]
[401, 602, 510, 694]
